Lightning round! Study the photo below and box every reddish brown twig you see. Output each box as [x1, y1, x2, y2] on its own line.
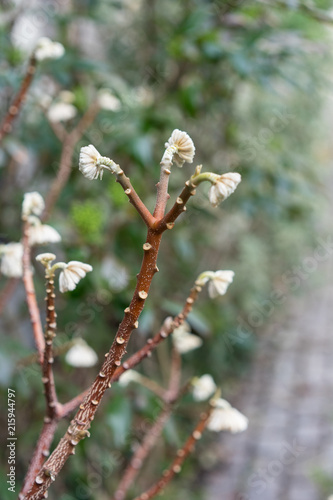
[42, 273, 59, 419]
[113, 349, 182, 500]
[42, 101, 99, 222]
[22, 221, 45, 365]
[0, 55, 37, 144]
[133, 408, 213, 500]
[23, 148, 201, 500]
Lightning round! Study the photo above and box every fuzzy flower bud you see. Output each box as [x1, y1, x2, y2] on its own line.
[192, 375, 217, 402]
[208, 172, 241, 207]
[118, 370, 142, 387]
[22, 192, 45, 218]
[98, 90, 122, 111]
[27, 217, 61, 247]
[79, 145, 118, 180]
[208, 398, 248, 433]
[65, 339, 98, 368]
[58, 261, 92, 293]
[196, 270, 234, 299]
[34, 37, 65, 61]
[0, 242, 23, 278]
[36, 253, 57, 267]
[164, 129, 195, 167]
[172, 322, 203, 354]
[47, 102, 77, 123]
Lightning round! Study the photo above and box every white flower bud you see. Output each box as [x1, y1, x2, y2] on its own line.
[22, 192, 45, 218]
[98, 90, 122, 111]
[208, 172, 241, 207]
[58, 261, 92, 293]
[34, 37, 65, 61]
[36, 253, 56, 266]
[65, 339, 98, 368]
[196, 270, 234, 299]
[79, 145, 118, 180]
[192, 375, 217, 401]
[164, 129, 195, 167]
[0, 242, 23, 278]
[208, 398, 248, 433]
[27, 217, 61, 247]
[172, 322, 203, 354]
[118, 369, 141, 387]
[47, 102, 77, 123]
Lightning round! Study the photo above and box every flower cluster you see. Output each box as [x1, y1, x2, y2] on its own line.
[164, 129, 195, 168]
[36, 254, 93, 293]
[65, 339, 98, 368]
[34, 37, 65, 62]
[208, 172, 241, 207]
[79, 145, 118, 180]
[196, 270, 235, 298]
[208, 398, 248, 433]
[172, 321, 203, 354]
[0, 243, 23, 278]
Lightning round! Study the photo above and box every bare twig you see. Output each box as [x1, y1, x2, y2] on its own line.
[0, 55, 37, 144]
[42, 101, 100, 222]
[42, 273, 59, 419]
[113, 348, 182, 500]
[133, 408, 213, 500]
[22, 221, 45, 365]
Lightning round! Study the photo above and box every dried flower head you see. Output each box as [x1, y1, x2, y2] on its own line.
[208, 398, 248, 433]
[22, 192, 45, 218]
[196, 270, 234, 299]
[58, 261, 93, 293]
[65, 339, 98, 368]
[34, 37, 65, 61]
[47, 102, 77, 123]
[0, 242, 23, 278]
[172, 322, 203, 354]
[208, 172, 241, 207]
[192, 374, 217, 402]
[79, 145, 117, 180]
[165, 129, 195, 167]
[118, 369, 142, 387]
[27, 217, 61, 247]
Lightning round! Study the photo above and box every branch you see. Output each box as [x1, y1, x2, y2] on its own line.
[114, 169, 156, 228]
[112, 282, 202, 382]
[42, 101, 100, 222]
[133, 408, 213, 500]
[23, 226, 164, 499]
[0, 55, 37, 145]
[113, 346, 182, 500]
[42, 274, 59, 419]
[154, 179, 197, 232]
[22, 221, 45, 365]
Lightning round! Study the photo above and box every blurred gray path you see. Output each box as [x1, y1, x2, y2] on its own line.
[205, 247, 333, 499]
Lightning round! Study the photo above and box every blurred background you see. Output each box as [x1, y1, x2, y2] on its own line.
[0, 0, 333, 499]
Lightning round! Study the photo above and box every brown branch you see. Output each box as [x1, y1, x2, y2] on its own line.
[42, 101, 99, 222]
[19, 420, 58, 498]
[114, 170, 156, 228]
[133, 408, 213, 500]
[113, 348, 182, 500]
[23, 199, 203, 499]
[22, 221, 45, 365]
[42, 274, 59, 419]
[0, 55, 37, 145]
[154, 179, 197, 232]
